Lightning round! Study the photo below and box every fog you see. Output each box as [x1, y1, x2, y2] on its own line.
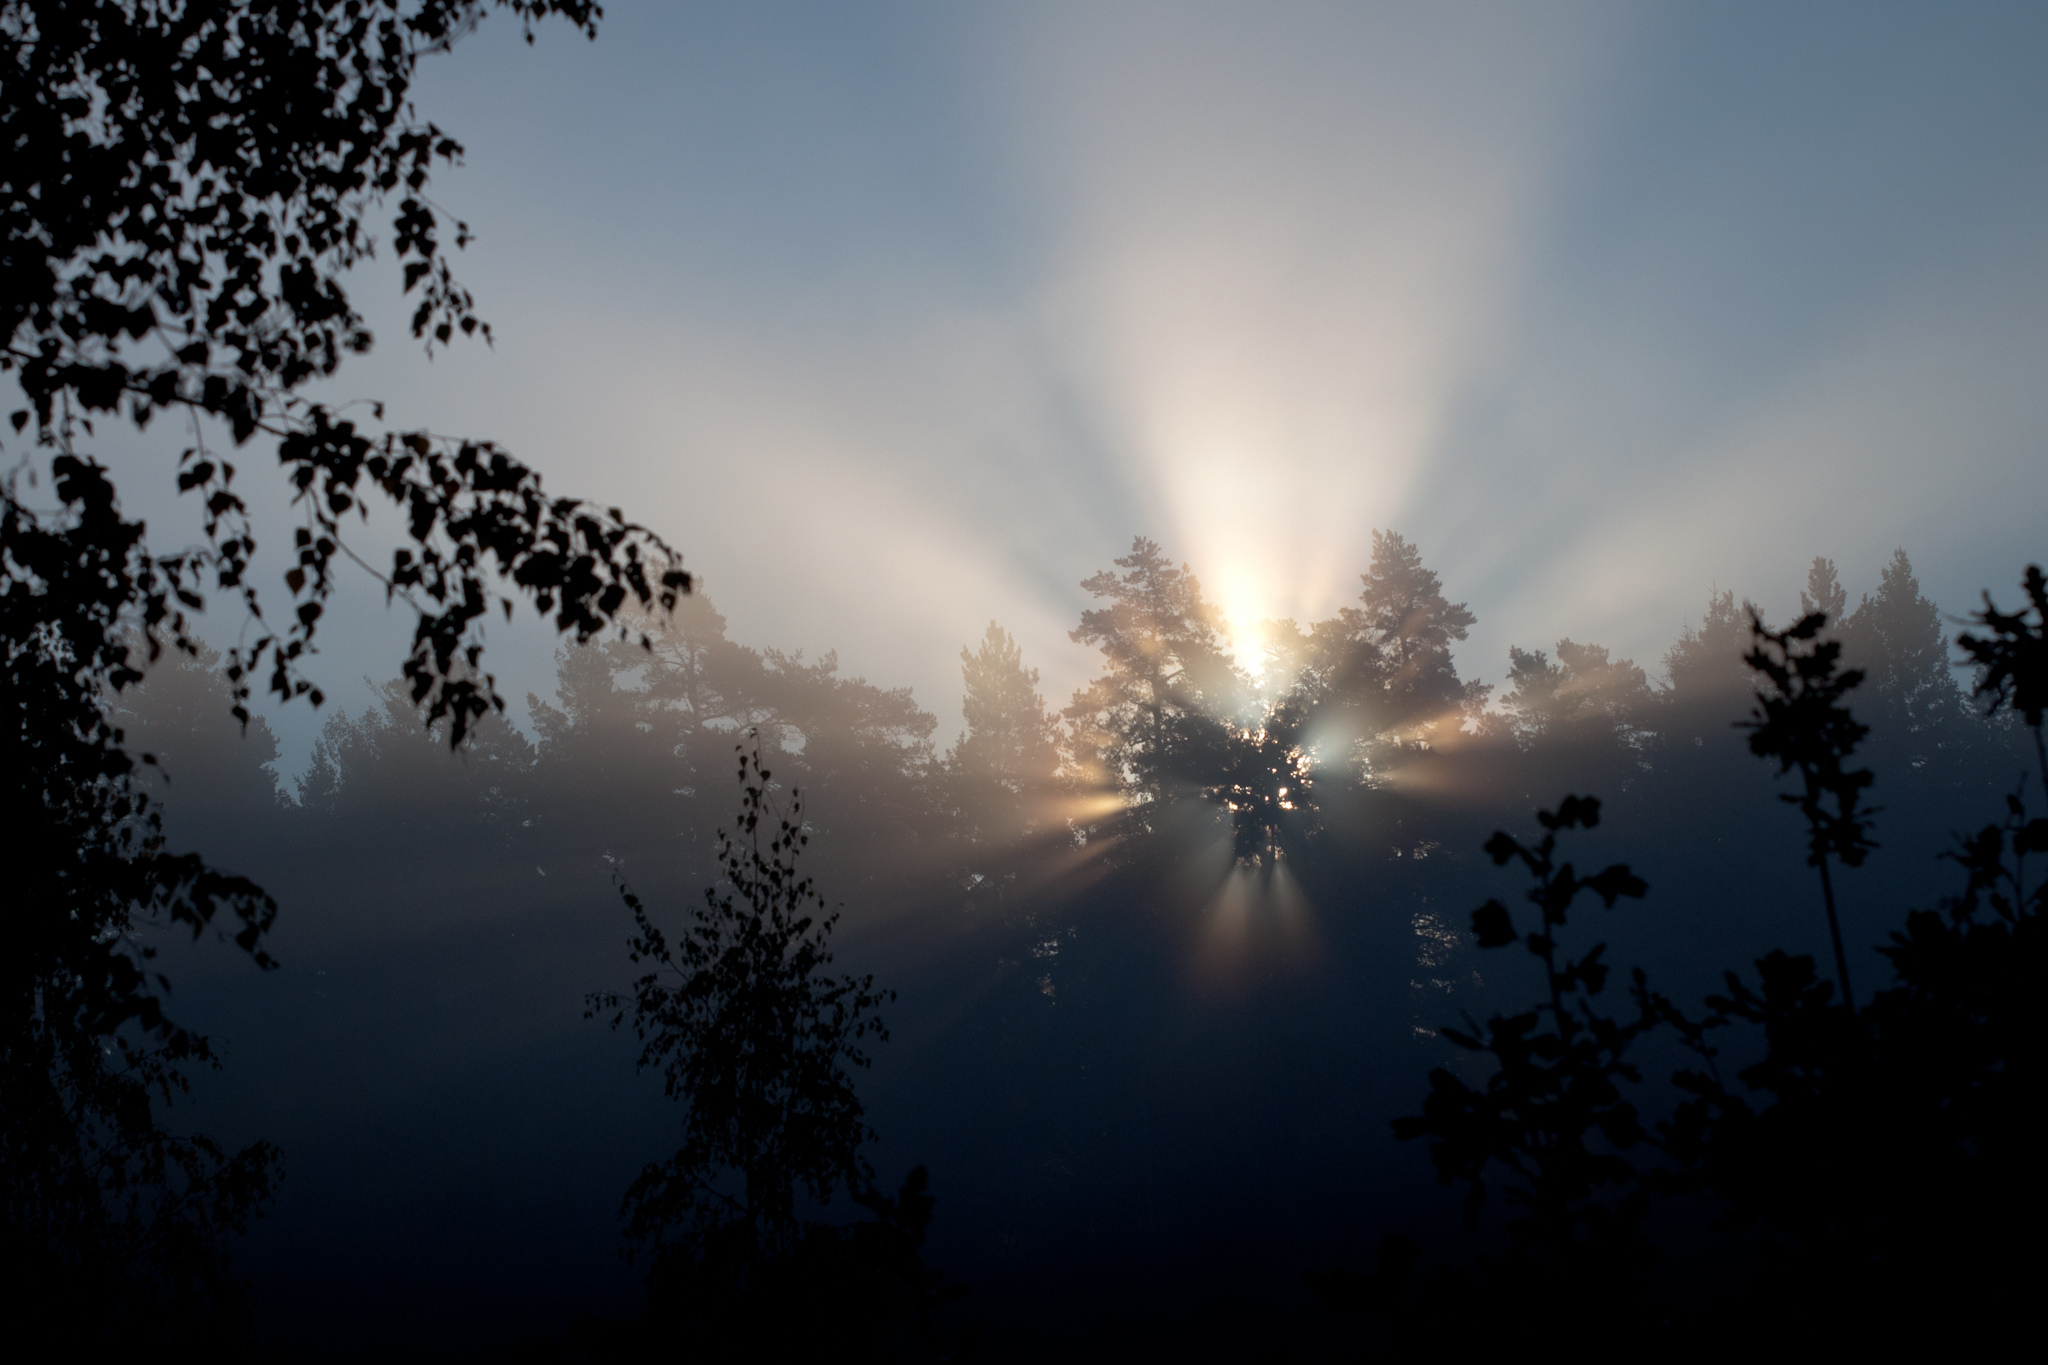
[91, 0, 2048, 778]
[18, 2, 2048, 1358]
[130, 531, 2028, 1356]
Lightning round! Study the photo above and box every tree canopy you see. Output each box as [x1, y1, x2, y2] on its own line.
[2, 1, 693, 1339]
[4, 0, 686, 740]
[1064, 537, 1247, 806]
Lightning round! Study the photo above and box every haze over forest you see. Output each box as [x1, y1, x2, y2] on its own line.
[131, 532, 2030, 1355]
[7, 2, 2047, 1360]
[100, 0, 2048, 770]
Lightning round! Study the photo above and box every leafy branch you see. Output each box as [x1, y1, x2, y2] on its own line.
[1958, 563, 2048, 805]
[1741, 610, 1875, 1008]
[1396, 795, 1655, 1271]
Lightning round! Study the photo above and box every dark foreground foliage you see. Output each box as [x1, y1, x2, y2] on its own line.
[1, 457, 277, 1344]
[4, 0, 687, 740]
[46, 529, 2016, 1359]
[559, 745, 968, 1363]
[1315, 573, 2048, 1355]
[4, 1, 696, 1348]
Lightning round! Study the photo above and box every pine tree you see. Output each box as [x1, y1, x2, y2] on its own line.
[1661, 589, 1753, 731]
[1840, 549, 1971, 784]
[1843, 551, 1960, 722]
[950, 623, 1061, 846]
[1357, 531, 1479, 694]
[1065, 538, 1247, 804]
[1502, 640, 1653, 747]
[1800, 557, 1848, 625]
[1296, 531, 1483, 776]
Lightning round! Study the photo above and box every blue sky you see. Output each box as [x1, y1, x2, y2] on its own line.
[118, 1, 2048, 765]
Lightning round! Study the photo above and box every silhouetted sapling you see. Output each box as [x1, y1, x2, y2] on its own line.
[1958, 564, 2048, 802]
[1740, 609, 1876, 1008]
[1319, 568, 2048, 1351]
[586, 741, 967, 1362]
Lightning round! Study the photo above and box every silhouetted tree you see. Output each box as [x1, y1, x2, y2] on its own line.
[1293, 530, 1484, 782]
[5, 0, 688, 739]
[1064, 537, 1246, 809]
[297, 676, 536, 857]
[587, 744, 962, 1361]
[1498, 639, 1654, 807]
[1310, 796, 1660, 1348]
[952, 625, 1060, 813]
[947, 622, 1064, 882]
[1323, 562, 2047, 1354]
[1660, 588, 1752, 729]
[1799, 556, 1847, 624]
[1, 460, 278, 1343]
[519, 595, 945, 910]
[1658, 772, 2043, 1344]
[1501, 640, 1653, 750]
[755, 647, 940, 864]
[1741, 609, 1877, 1007]
[1959, 563, 2048, 802]
[1840, 549, 1973, 788]
[5, 5, 696, 1342]
[113, 638, 289, 850]
[1208, 703, 1319, 868]
[594, 745, 889, 1253]
[518, 596, 794, 893]
[1355, 530, 1480, 715]
[1400, 798, 1655, 1266]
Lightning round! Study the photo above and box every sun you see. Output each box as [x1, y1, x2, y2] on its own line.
[1205, 571, 1311, 698]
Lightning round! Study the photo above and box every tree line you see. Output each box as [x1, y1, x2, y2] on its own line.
[84, 530, 2033, 1357]
[271, 528, 2010, 918]
[1315, 568, 2046, 1355]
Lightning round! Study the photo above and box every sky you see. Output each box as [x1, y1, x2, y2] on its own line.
[110, 0, 2048, 769]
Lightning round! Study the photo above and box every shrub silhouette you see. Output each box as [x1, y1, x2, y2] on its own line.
[1, 460, 278, 1344]
[581, 741, 968, 1362]
[1320, 574, 2048, 1351]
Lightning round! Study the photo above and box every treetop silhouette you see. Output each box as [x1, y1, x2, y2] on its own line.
[590, 743, 893, 1259]
[5, 0, 686, 743]
[1318, 558, 2046, 1353]
[1959, 564, 2048, 802]
[1741, 609, 1877, 1007]
[1065, 537, 1247, 805]
[584, 744, 965, 1361]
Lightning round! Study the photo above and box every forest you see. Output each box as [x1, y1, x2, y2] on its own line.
[88, 533, 2047, 1358]
[6, 3, 2042, 1359]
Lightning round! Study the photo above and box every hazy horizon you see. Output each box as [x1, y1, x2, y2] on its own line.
[84, 1, 2048, 777]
